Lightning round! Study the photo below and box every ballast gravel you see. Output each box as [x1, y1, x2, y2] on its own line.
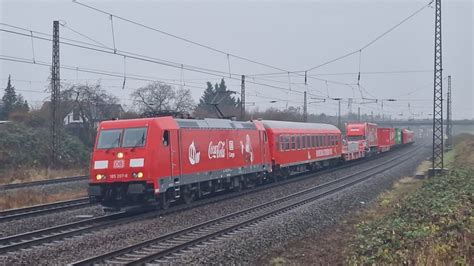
[0, 143, 429, 265]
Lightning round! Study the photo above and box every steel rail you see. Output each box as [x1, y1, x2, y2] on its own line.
[1, 144, 423, 255]
[73, 145, 424, 265]
[0, 197, 91, 223]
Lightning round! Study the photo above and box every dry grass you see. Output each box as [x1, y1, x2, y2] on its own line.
[0, 168, 87, 185]
[0, 188, 87, 211]
[453, 134, 474, 169]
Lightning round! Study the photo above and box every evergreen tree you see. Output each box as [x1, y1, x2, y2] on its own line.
[198, 82, 216, 107]
[1, 75, 17, 119]
[195, 79, 239, 118]
[1, 75, 30, 119]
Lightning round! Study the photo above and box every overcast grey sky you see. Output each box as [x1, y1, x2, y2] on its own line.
[1, 0, 472, 119]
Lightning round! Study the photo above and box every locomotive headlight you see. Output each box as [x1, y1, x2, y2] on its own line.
[137, 172, 144, 178]
[96, 174, 103, 180]
[117, 152, 124, 159]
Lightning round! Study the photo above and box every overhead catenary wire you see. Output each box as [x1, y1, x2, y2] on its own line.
[1, 55, 299, 106]
[0, 26, 311, 96]
[72, 0, 293, 74]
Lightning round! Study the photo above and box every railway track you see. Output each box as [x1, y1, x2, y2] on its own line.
[0, 198, 91, 223]
[0, 175, 88, 191]
[0, 145, 422, 256]
[73, 145, 424, 265]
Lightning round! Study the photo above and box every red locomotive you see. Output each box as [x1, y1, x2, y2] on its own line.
[88, 117, 414, 209]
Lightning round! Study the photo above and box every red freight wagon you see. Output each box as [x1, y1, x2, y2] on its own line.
[377, 127, 396, 152]
[262, 120, 342, 174]
[346, 122, 378, 153]
[89, 117, 271, 208]
[402, 129, 415, 144]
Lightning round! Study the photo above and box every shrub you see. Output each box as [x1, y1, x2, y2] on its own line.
[0, 122, 90, 170]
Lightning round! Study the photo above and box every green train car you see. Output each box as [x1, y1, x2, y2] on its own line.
[395, 128, 403, 145]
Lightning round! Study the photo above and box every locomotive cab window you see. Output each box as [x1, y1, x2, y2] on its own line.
[163, 130, 169, 146]
[122, 127, 148, 148]
[97, 129, 122, 149]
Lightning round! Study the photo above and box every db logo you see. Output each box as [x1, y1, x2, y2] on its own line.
[113, 160, 125, 169]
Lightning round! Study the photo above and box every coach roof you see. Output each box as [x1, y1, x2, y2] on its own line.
[261, 120, 340, 131]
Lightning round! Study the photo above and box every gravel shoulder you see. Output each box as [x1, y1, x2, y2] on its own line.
[0, 143, 429, 265]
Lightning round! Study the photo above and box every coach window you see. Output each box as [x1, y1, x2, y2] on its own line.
[279, 135, 284, 151]
[162, 130, 169, 146]
[296, 136, 301, 149]
[302, 135, 306, 149]
[291, 136, 296, 150]
[285, 136, 290, 150]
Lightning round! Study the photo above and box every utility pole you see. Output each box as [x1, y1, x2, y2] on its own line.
[371, 111, 374, 122]
[303, 91, 308, 122]
[431, 0, 444, 175]
[51, 20, 60, 167]
[240, 75, 245, 121]
[446, 75, 453, 149]
[337, 100, 341, 130]
[357, 107, 361, 122]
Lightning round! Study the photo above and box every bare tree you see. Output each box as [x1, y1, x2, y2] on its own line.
[131, 82, 195, 115]
[62, 83, 120, 145]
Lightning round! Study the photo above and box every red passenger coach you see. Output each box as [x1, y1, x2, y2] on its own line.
[89, 117, 271, 209]
[377, 127, 396, 152]
[262, 120, 342, 175]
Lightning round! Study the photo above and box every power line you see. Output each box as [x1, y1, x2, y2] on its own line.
[1, 26, 309, 96]
[72, 0, 292, 74]
[306, 1, 433, 72]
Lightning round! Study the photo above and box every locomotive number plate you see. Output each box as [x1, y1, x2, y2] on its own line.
[113, 159, 125, 169]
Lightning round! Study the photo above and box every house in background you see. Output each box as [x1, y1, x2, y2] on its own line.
[63, 103, 124, 128]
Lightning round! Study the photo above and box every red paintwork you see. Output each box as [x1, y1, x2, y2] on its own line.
[402, 129, 415, 144]
[346, 123, 378, 147]
[264, 123, 342, 167]
[178, 121, 269, 176]
[90, 117, 270, 193]
[377, 127, 396, 152]
[90, 117, 179, 192]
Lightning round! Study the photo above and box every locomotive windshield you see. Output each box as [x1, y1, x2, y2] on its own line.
[122, 127, 147, 148]
[96, 127, 148, 149]
[97, 129, 122, 149]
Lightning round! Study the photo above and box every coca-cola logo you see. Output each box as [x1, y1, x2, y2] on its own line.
[208, 141, 226, 159]
[188, 141, 200, 165]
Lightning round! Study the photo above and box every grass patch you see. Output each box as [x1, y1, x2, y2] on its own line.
[347, 135, 474, 265]
[0, 168, 87, 185]
[0, 188, 87, 210]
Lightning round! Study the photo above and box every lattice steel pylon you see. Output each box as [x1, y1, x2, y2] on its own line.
[446, 75, 453, 148]
[432, 0, 444, 172]
[51, 21, 61, 166]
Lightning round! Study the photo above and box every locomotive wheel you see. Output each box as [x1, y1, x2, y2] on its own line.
[160, 193, 170, 210]
[232, 179, 242, 192]
[182, 186, 194, 204]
